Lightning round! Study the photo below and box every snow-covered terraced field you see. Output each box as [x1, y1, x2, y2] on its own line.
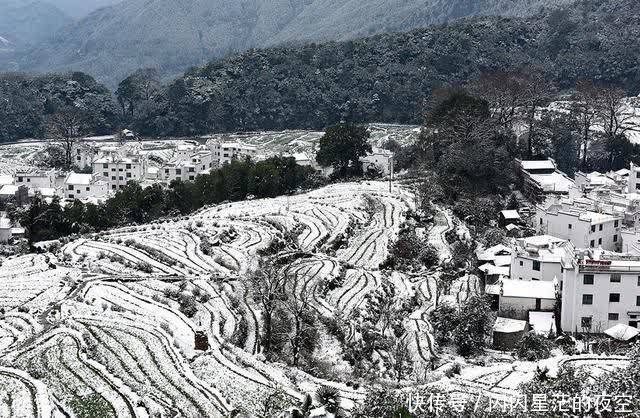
[0, 181, 420, 416]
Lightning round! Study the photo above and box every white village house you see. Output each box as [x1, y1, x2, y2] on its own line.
[64, 173, 109, 201]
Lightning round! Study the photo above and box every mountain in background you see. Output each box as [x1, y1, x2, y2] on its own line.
[0, 0, 70, 47]
[41, 0, 122, 18]
[6, 0, 573, 87]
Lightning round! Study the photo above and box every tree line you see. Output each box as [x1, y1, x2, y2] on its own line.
[3, 0, 640, 143]
[9, 156, 319, 243]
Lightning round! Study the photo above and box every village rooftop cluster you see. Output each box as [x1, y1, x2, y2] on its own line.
[483, 158, 640, 349]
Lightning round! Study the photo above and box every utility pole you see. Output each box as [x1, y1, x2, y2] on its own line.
[388, 156, 394, 193]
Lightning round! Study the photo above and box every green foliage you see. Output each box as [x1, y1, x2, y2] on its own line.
[515, 333, 553, 361]
[316, 386, 341, 414]
[0, 72, 118, 142]
[353, 389, 412, 418]
[429, 302, 460, 345]
[432, 295, 493, 356]
[18, 157, 314, 243]
[316, 123, 372, 177]
[68, 393, 114, 418]
[385, 227, 440, 271]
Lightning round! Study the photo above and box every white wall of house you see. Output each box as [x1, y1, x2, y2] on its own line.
[15, 172, 55, 189]
[561, 267, 640, 333]
[510, 255, 564, 282]
[536, 209, 621, 250]
[93, 159, 145, 191]
[65, 181, 108, 200]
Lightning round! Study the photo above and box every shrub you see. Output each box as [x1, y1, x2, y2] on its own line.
[515, 333, 553, 361]
[315, 386, 340, 414]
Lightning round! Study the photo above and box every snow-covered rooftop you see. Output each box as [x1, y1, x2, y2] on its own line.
[65, 173, 93, 185]
[529, 172, 575, 193]
[0, 185, 18, 196]
[521, 160, 556, 171]
[493, 317, 527, 333]
[500, 210, 520, 219]
[0, 175, 13, 186]
[604, 323, 640, 341]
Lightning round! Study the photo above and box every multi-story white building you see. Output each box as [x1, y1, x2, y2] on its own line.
[14, 170, 57, 189]
[160, 150, 214, 183]
[536, 202, 623, 251]
[510, 235, 574, 283]
[628, 162, 640, 192]
[63, 173, 109, 200]
[174, 144, 197, 162]
[93, 156, 145, 191]
[562, 250, 640, 333]
[209, 142, 257, 166]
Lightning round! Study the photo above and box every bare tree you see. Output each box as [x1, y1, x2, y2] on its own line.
[251, 260, 286, 353]
[46, 107, 88, 169]
[470, 71, 554, 156]
[594, 85, 638, 140]
[388, 335, 413, 383]
[281, 281, 317, 367]
[572, 79, 601, 170]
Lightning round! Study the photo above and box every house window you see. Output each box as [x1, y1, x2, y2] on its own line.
[112, 185, 116, 190]
[119, 168, 123, 172]
[77, 156, 81, 161]
[590, 240, 595, 248]
[111, 168, 116, 171]
[103, 164, 108, 169]
[532, 260, 541, 271]
[86, 187, 90, 191]
[582, 294, 593, 305]
[610, 273, 621, 283]
[519, 260, 523, 266]
[189, 168, 195, 173]
[68, 185, 74, 190]
[119, 176, 123, 181]
[599, 224, 603, 231]
[189, 176, 195, 180]
[583, 274, 594, 285]
[111, 176, 116, 180]
[581, 317, 592, 329]
[614, 234, 618, 242]
[26, 178, 30, 182]
[17, 177, 23, 182]
[609, 293, 620, 303]
[608, 313, 619, 321]
[103, 172, 108, 177]
[126, 164, 131, 169]
[126, 173, 131, 178]
[69, 194, 74, 199]
[540, 218, 543, 225]
[165, 169, 169, 174]
[637, 296, 640, 306]
[591, 225, 596, 233]
[568, 224, 572, 230]
[76, 190, 80, 194]
[176, 169, 182, 175]
[637, 276, 640, 286]
[598, 238, 602, 246]
[615, 220, 619, 227]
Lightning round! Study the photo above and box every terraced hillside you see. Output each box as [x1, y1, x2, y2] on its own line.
[0, 181, 626, 416]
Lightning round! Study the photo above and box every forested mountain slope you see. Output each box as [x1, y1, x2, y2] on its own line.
[124, 0, 640, 136]
[0, 0, 69, 47]
[6, 0, 571, 86]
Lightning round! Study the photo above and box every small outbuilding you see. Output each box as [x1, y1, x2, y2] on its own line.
[493, 317, 528, 350]
[604, 323, 640, 342]
[499, 210, 521, 227]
